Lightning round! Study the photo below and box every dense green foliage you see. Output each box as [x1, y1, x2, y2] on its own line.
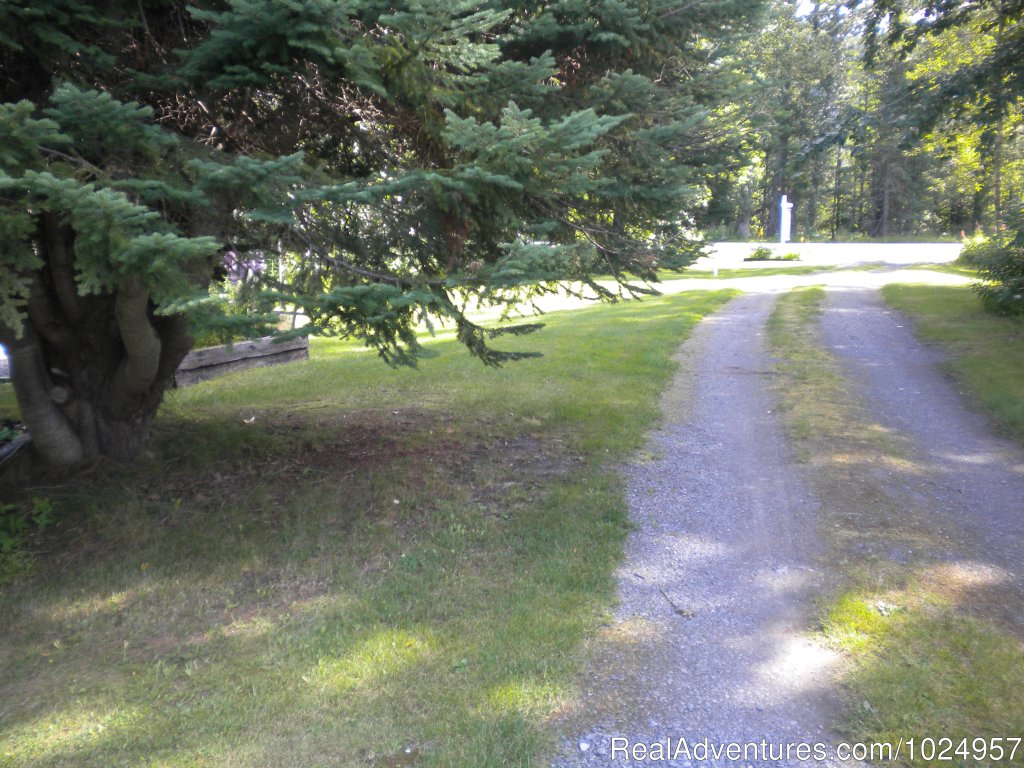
[704, 0, 1024, 242]
[860, 0, 1024, 311]
[0, 0, 762, 464]
[960, 217, 1024, 315]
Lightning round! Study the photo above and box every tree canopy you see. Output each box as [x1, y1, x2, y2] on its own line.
[0, 0, 763, 465]
[702, 0, 1024, 241]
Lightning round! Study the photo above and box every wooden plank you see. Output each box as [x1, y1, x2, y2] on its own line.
[174, 336, 308, 387]
[176, 336, 308, 371]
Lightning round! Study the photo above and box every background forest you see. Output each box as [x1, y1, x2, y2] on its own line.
[705, 0, 1023, 242]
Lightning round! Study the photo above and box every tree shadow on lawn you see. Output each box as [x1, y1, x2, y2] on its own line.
[0, 407, 614, 767]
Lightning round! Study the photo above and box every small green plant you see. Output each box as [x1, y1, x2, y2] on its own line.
[744, 246, 775, 261]
[743, 247, 801, 262]
[0, 497, 54, 583]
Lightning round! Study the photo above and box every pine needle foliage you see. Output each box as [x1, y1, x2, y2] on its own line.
[0, 0, 763, 465]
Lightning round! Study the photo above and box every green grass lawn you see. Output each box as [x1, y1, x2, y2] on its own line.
[902, 262, 980, 278]
[0, 289, 734, 768]
[0, 384, 15, 419]
[882, 283, 1024, 443]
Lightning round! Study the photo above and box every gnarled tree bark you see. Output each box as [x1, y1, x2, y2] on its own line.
[1, 218, 195, 466]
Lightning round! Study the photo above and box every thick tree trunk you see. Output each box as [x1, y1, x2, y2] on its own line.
[1, 217, 195, 467]
[764, 139, 790, 239]
[2, 325, 85, 466]
[879, 176, 891, 238]
[993, 116, 1004, 233]
[855, 155, 866, 233]
[867, 153, 893, 238]
[993, 4, 1007, 233]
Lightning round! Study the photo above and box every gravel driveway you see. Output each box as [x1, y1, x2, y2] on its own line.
[551, 275, 1024, 767]
[819, 288, 1024, 627]
[551, 292, 856, 768]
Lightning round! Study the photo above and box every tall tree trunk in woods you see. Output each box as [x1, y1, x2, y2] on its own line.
[881, 179, 891, 237]
[993, 119, 1004, 232]
[764, 139, 791, 239]
[831, 145, 843, 241]
[856, 156, 867, 233]
[808, 161, 822, 235]
[993, 1, 1007, 232]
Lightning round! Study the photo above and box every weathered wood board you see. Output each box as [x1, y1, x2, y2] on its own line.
[174, 336, 308, 387]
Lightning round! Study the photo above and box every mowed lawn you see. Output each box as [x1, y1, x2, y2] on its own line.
[0, 290, 734, 768]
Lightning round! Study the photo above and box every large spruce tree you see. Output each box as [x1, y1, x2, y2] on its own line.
[0, 0, 761, 466]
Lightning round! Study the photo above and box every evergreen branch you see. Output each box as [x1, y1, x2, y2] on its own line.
[37, 146, 105, 178]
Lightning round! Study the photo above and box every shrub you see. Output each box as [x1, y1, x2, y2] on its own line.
[743, 247, 801, 262]
[964, 211, 1024, 316]
[744, 246, 776, 261]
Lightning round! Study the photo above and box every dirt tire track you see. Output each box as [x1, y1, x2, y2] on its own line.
[551, 292, 855, 768]
[819, 288, 1024, 628]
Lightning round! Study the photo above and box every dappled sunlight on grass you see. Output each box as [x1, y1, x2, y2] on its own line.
[313, 629, 436, 697]
[821, 571, 1024, 763]
[43, 586, 141, 624]
[915, 561, 1017, 612]
[1, 290, 737, 767]
[816, 450, 927, 474]
[5, 703, 145, 765]
[484, 679, 566, 720]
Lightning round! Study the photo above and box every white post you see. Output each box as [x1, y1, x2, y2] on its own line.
[780, 194, 794, 244]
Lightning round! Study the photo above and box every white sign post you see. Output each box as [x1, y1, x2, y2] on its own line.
[780, 194, 793, 244]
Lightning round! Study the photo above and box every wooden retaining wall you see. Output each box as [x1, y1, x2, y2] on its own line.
[174, 336, 308, 387]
